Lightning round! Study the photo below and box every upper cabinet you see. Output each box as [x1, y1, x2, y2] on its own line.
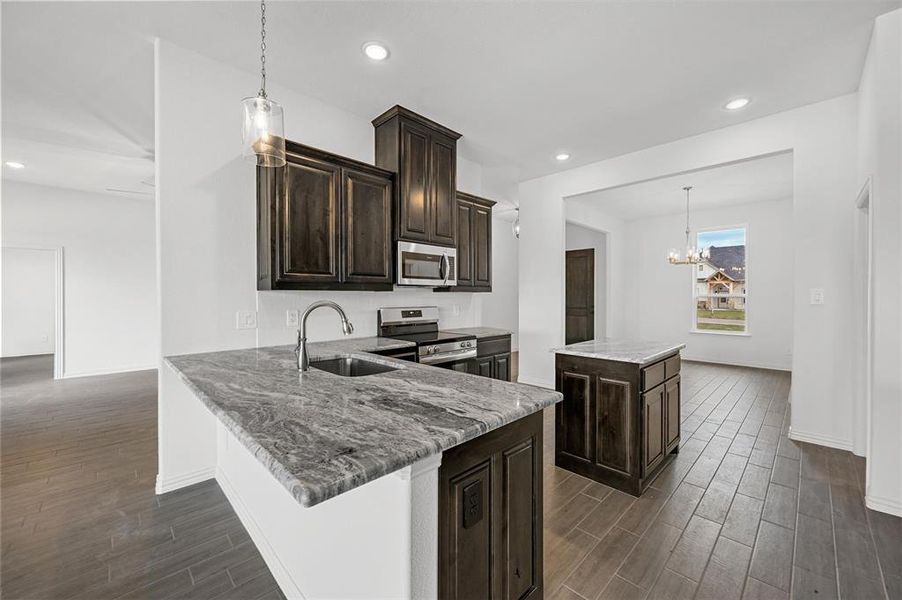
[440, 192, 495, 292]
[257, 141, 394, 291]
[373, 106, 462, 248]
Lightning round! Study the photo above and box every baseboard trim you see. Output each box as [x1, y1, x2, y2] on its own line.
[63, 364, 158, 379]
[216, 466, 305, 600]
[681, 356, 791, 372]
[515, 375, 554, 389]
[155, 467, 216, 495]
[865, 493, 902, 517]
[788, 427, 853, 451]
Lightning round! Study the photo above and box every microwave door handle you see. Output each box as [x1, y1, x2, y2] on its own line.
[441, 253, 449, 286]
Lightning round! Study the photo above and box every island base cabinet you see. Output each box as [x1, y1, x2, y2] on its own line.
[555, 353, 681, 496]
[438, 411, 543, 600]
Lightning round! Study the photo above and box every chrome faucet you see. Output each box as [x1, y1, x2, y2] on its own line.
[296, 301, 355, 371]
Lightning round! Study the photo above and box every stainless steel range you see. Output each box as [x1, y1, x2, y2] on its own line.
[377, 306, 476, 366]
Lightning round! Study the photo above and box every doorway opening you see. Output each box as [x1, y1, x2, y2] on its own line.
[1, 246, 65, 379]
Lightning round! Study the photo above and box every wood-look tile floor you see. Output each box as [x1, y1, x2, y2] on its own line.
[1, 355, 285, 600]
[541, 361, 902, 600]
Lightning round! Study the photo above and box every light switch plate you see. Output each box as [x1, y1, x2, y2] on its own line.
[235, 310, 257, 330]
[286, 309, 299, 328]
[810, 288, 825, 305]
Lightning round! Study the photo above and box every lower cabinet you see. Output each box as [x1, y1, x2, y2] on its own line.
[555, 352, 681, 496]
[438, 411, 543, 600]
[466, 335, 512, 382]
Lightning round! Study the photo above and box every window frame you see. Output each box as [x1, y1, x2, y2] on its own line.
[690, 223, 750, 337]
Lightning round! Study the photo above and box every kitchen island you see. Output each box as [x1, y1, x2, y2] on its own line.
[553, 339, 685, 496]
[159, 337, 559, 599]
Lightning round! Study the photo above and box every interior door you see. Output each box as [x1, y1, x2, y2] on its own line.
[565, 249, 595, 344]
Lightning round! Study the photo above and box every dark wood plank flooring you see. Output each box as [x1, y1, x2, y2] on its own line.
[542, 361, 902, 600]
[1, 355, 285, 600]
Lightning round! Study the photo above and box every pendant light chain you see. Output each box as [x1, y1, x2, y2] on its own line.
[258, 0, 267, 98]
[684, 186, 692, 248]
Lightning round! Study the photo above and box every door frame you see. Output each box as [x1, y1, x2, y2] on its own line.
[854, 178, 873, 466]
[2, 245, 65, 379]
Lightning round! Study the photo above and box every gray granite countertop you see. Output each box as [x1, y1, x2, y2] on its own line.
[443, 326, 512, 339]
[165, 340, 559, 508]
[553, 338, 685, 365]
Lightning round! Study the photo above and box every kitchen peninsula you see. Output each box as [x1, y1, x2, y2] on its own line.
[162, 338, 559, 600]
[554, 339, 685, 496]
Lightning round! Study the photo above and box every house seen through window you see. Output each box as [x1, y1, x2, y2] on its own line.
[694, 227, 747, 333]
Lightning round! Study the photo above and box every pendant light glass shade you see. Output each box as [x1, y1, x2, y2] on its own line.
[242, 95, 285, 167]
[512, 208, 520, 239]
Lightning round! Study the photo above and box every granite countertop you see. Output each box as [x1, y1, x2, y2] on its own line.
[165, 339, 559, 508]
[553, 338, 685, 365]
[443, 327, 512, 339]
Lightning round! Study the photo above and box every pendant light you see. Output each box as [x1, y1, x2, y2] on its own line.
[667, 186, 710, 265]
[241, 0, 285, 167]
[512, 207, 520, 239]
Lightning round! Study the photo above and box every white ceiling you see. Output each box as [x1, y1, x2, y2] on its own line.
[567, 151, 794, 221]
[2, 1, 898, 195]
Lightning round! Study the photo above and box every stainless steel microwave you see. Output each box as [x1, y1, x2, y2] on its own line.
[396, 241, 457, 287]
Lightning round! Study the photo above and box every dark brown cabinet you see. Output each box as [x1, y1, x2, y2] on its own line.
[442, 192, 495, 292]
[439, 411, 543, 600]
[555, 351, 681, 496]
[373, 106, 462, 248]
[466, 335, 512, 382]
[257, 142, 394, 291]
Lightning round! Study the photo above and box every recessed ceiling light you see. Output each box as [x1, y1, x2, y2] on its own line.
[724, 97, 750, 111]
[555, 153, 571, 161]
[4, 161, 25, 169]
[362, 42, 390, 61]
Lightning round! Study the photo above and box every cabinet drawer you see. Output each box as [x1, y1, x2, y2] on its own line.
[641, 360, 666, 391]
[665, 354, 681, 379]
[477, 335, 511, 358]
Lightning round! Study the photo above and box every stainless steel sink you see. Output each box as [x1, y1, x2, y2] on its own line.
[310, 357, 399, 377]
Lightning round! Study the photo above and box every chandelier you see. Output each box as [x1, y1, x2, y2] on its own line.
[667, 186, 710, 265]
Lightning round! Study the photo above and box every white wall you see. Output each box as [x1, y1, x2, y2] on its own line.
[627, 199, 793, 370]
[518, 95, 859, 458]
[565, 223, 607, 338]
[1, 247, 56, 357]
[1, 181, 157, 376]
[857, 9, 902, 516]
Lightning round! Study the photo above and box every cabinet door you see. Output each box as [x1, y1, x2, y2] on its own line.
[642, 383, 666, 476]
[470, 357, 494, 379]
[665, 375, 681, 453]
[429, 135, 457, 246]
[443, 461, 493, 600]
[493, 352, 511, 382]
[449, 360, 470, 373]
[595, 377, 632, 476]
[279, 155, 340, 284]
[341, 167, 392, 285]
[473, 203, 492, 289]
[399, 121, 430, 242]
[456, 200, 474, 286]
[501, 438, 539, 600]
[556, 370, 592, 461]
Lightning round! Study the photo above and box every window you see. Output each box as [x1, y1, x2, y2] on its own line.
[694, 227, 747, 333]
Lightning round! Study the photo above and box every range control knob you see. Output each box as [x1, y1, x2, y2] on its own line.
[466, 341, 474, 348]
[431, 345, 440, 354]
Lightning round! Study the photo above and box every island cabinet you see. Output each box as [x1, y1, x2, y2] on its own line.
[438, 411, 543, 600]
[257, 141, 394, 291]
[373, 105, 462, 248]
[468, 334, 512, 381]
[555, 351, 681, 496]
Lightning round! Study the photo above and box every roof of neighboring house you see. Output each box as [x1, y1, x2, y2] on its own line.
[701, 245, 746, 282]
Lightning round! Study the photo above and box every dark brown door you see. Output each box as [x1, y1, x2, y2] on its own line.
[665, 375, 681, 453]
[456, 201, 474, 286]
[341, 167, 392, 285]
[430, 135, 457, 246]
[557, 370, 592, 461]
[279, 155, 341, 284]
[493, 353, 511, 382]
[501, 439, 538, 600]
[643, 383, 666, 475]
[399, 121, 430, 242]
[595, 377, 632, 476]
[565, 249, 595, 344]
[473, 203, 492, 289]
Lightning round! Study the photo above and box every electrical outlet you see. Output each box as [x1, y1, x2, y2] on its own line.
[286, 309, 299, 328]
[809, 288, 825, 305]
[235, 310, 257, 330]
